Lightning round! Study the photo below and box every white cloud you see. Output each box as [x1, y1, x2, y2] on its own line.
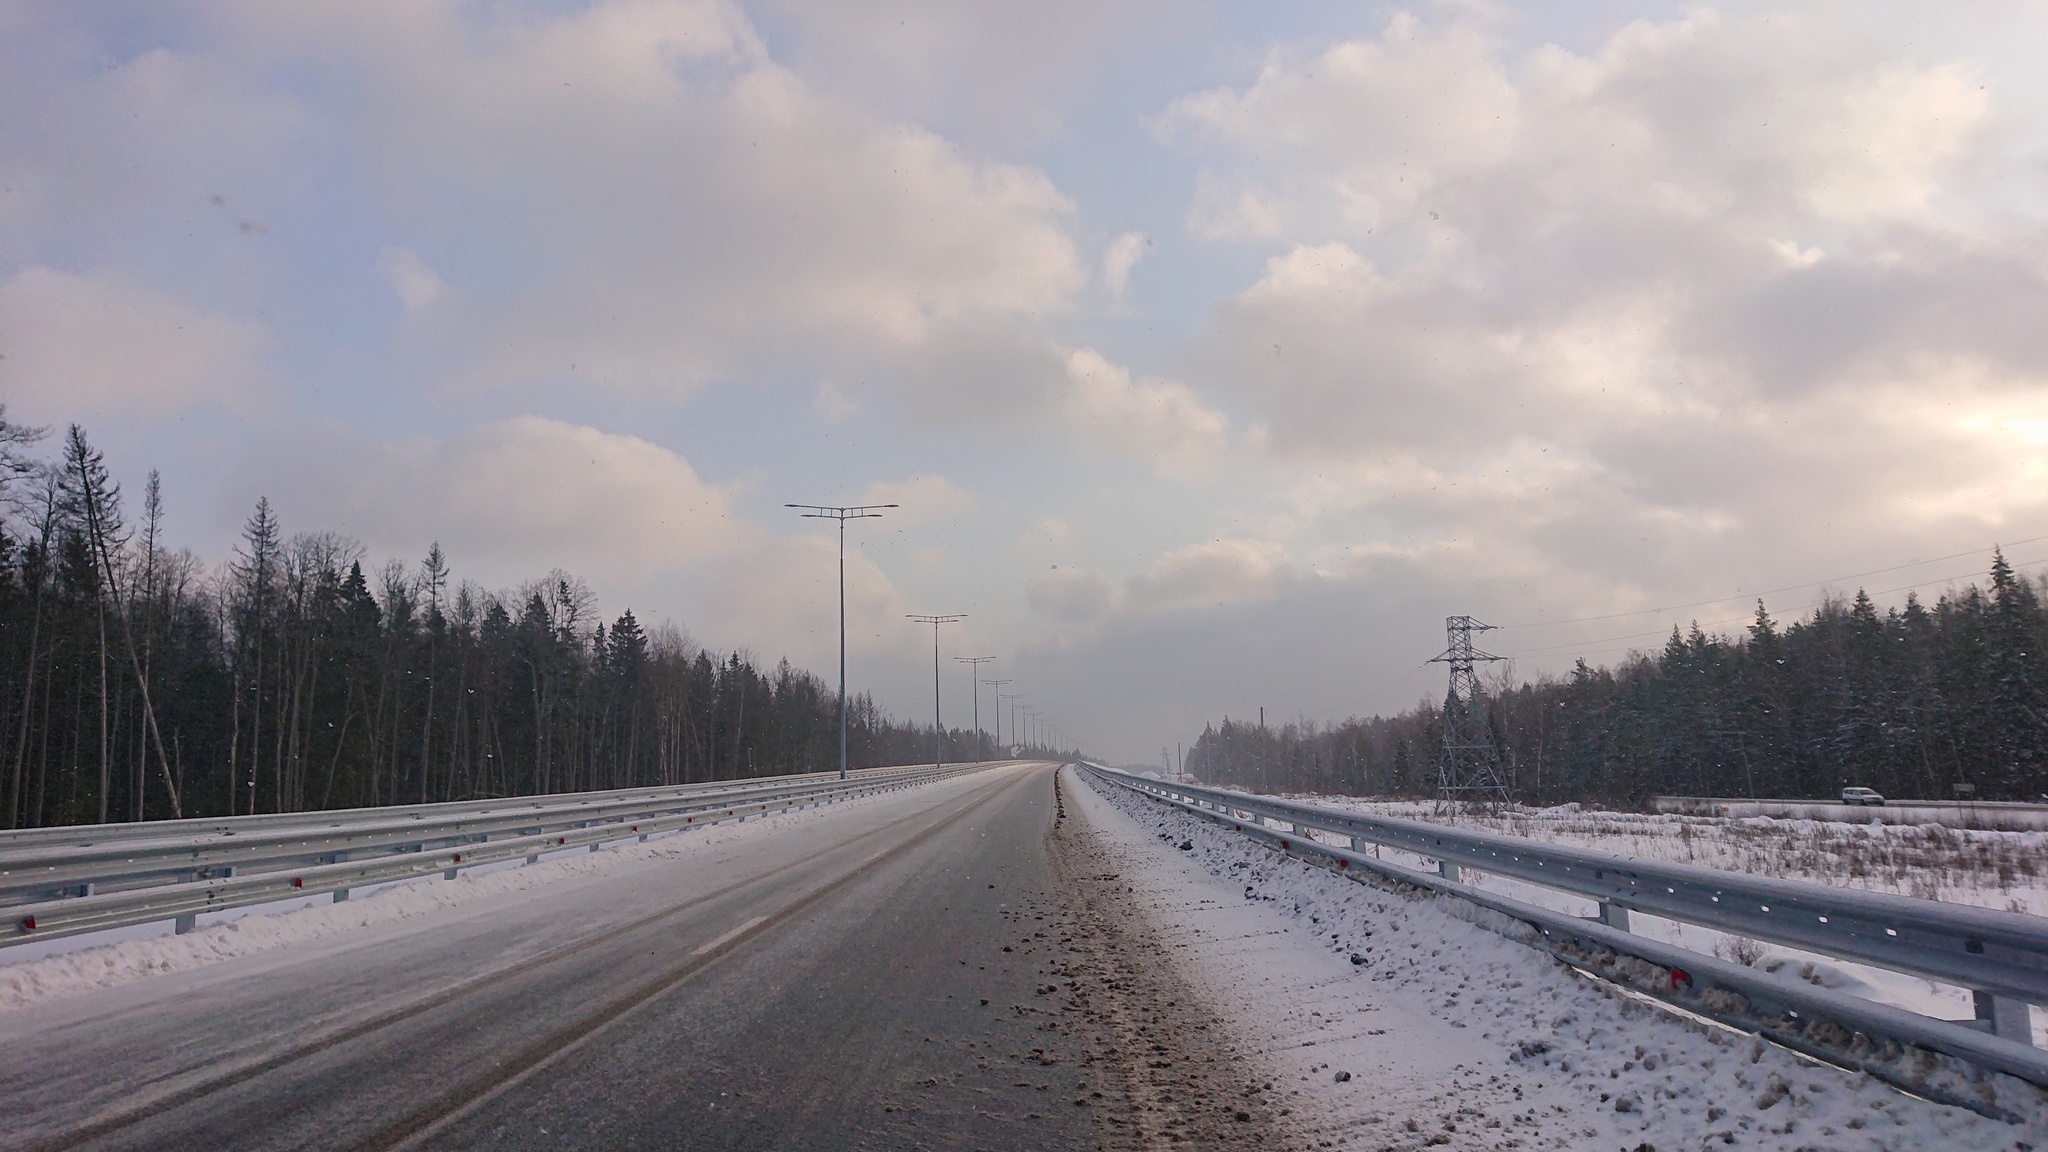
[298, 0, 1088, 394]
[811, 380, 858, 423]
[1024, 536, 1292, 628]
[746, 0, 1180, 146]
[1007, 517, 1075, 566]
[1102, 231, 1149, 297]
[1159, 6, 2048, 597]
[9, 0, 1087, 405]
[695, 530, 915, 675]
[1125, 538, 1289, 611]
[1027, 566, 1116, 624]
[230, 416, 742, 581]
[1161, 12, 1518, 242]
[1061, 347, 1229, 478]
[0, 266, 272, 420]
[1161, 9, 1995, 242]
[376, 247, 444, 313]
[855, 472, 975, 526]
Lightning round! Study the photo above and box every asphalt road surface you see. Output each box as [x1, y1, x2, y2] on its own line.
[2, 763, 1293, 1151]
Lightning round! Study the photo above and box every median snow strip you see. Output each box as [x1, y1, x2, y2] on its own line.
[1068, 767, 2046, 1150]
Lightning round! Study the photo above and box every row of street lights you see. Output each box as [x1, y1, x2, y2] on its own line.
[786, 501, 1069, 777]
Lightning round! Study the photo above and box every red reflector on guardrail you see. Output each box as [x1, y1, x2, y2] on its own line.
[1671, 968, 1691, 990]
[20, 915, 35, 932]
[1338, 859, 1349, 869]
[292, 878, 302, 888]
[452, 854, 462, 863]
[1280, 840, 1290, 849]
[557, 838, 565, 845]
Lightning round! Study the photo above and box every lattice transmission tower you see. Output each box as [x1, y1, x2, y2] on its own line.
[1429, 615, 1512, 807]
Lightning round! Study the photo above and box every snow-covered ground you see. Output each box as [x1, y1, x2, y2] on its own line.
[1289, 796, 2048, 915]
[0, 787, 904, 1013]
[1071, 768, 2048, 1150]
[1251, 792, 2048, 1047]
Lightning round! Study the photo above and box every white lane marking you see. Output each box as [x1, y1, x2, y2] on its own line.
[691, 916, 767, 956]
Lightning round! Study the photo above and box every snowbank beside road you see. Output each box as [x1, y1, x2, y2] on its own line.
[1068, 767, 2046, 1150]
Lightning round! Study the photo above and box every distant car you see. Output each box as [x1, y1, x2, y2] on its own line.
[1841, 786, 1885, 807]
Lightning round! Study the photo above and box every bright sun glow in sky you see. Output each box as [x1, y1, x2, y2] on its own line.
[5, 1, 2048, 762]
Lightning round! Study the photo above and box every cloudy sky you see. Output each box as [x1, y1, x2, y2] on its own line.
[6, 1, 2048, 764]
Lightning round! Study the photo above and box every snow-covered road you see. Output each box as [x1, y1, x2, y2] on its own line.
[1069, 766, 2047, 1150]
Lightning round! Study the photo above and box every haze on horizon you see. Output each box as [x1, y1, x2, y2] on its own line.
[5, 0, 2048, 764]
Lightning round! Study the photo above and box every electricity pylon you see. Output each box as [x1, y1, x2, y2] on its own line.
[1428, 615, 1512, 807]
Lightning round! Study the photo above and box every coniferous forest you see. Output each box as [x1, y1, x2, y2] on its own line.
[1189, 554, 2048, 806]
[0, 412, 1016, 829]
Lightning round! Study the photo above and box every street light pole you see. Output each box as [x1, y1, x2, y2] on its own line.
[907, 614, 965, 771]
[786, 502, 897, 779]
[955, 656, 995, 761]
[1001, 693, 1024, 757]
[984, 678, 1012, 757]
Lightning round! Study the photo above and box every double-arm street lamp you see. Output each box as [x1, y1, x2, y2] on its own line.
[983, 678, 1012, 758]
[787, 502, 897, 778]
[907, 614, 965, 770]
[1001, 693, 1025, 755]
[954, 656, 995, 761]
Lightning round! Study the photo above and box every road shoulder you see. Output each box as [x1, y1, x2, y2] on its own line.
[1049, 768, 1310, 1149]
[1067, 767, 2039, 1152]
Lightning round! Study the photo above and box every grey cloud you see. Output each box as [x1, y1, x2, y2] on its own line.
[1026, 567, 1116, 624]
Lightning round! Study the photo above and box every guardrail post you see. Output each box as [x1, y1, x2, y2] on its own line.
[1597, 901, 1631, 932]
[1438, 860, 1460, 882]
[1975, 991, 2037, 1046]
[174, 913, 196, 935]
[315, 852, 349, 902]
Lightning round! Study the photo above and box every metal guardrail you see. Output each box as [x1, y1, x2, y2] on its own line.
[1084, 766, 2048, 1114]
[0, 763, 966, 906]
[3, 761, 1005, 946]
[0, 772, 835, 853]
